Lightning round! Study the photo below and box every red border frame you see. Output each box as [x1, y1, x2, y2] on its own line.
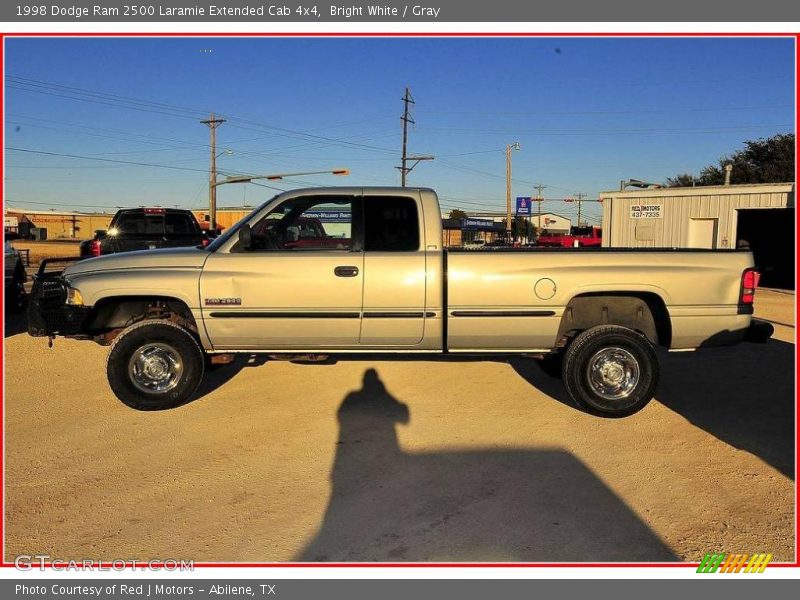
[0, 30, 797, 571]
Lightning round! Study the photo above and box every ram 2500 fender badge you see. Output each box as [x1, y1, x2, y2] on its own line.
[204, 297, 242, 306]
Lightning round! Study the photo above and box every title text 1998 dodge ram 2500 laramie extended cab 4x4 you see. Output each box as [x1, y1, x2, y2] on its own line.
[27, 187, 772, 417]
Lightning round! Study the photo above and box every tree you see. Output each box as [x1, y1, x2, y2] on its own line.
[665, 133, 795, 187]
[448, 209, 468, 219]
[665, 173, 697, 187]
[512, 217, 536, 240]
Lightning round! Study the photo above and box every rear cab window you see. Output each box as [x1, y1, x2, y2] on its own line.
[112, 210, 200, 236]
[363, 196, 420, 252]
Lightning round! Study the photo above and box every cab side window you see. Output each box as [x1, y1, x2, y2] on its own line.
[249, 196, 354, 251]
[363, 196, 420, 252]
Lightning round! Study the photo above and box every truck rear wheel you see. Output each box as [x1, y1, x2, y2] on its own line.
[107, 320, 204, 411]
[561, 325, 658, 418]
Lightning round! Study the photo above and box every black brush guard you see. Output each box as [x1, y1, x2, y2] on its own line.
[27, 257, 91, 337]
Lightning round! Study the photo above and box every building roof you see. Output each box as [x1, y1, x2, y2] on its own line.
[4, 207, 114, 217]
[601, 182, 795, 199]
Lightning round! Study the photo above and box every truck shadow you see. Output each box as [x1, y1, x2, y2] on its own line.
[510, 341, 795, 481]
[194, 354, 269, 399]
[296, 368, 676, 562]
[656, 339, 795, 480]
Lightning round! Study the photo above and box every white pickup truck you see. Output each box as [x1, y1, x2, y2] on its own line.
[28, 187, 771, 416]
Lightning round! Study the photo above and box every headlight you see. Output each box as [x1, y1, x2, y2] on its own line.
[65, 287, 84, 306]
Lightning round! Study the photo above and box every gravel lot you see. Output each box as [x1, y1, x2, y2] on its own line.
[3, 289, 795, 563]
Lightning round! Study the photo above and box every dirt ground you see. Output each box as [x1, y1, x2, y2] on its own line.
[3, 290, 795, 563]
[10, 240, 82, 266]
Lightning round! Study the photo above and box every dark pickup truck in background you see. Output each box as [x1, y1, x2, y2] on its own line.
[79, 207, 209, 258]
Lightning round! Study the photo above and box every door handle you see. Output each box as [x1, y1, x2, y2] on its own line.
[334, 265, 359, 277]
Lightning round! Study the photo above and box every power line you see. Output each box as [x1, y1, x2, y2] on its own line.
[437, 158, 575, 194]
[8, 76, 404, 158]
[417, 104, 793, 117]
[7, 75, 208, 118]
[6, 147, 214, 173]
[5, 147, 275, 184]
[419, 124, 792, 136]
[6, 119, 208, 156]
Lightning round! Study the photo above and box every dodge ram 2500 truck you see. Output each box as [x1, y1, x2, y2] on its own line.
[27, 187, 772, 417]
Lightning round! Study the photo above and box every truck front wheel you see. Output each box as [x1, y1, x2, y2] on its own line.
[561, 325, 659, 418]
[107, 320, 205, 411]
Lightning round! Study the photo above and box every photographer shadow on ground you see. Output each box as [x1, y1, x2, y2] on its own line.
[297, 368, 675, 562]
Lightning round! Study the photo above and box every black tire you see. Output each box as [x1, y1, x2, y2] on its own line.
[107, 320, 205, 411]
[562, 325, 659, 418]
[537, 353, 563, 379]
[5, 282, 25, 314]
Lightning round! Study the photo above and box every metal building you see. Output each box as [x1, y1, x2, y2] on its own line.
[600, 182, 795, 288]
[4, 207, 114, 240]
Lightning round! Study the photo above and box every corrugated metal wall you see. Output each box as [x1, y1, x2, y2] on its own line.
[601, 184, 794, 248]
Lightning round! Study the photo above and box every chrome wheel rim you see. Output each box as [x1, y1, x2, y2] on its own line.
[586, 347, 640, 401]
[128, 343, 183, 394]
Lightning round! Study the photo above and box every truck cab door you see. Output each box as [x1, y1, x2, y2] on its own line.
[199, 194, 363, 350]
[359, 193, 427, 346]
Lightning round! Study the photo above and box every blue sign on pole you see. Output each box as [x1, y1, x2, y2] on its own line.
[516, 197, 532, 216]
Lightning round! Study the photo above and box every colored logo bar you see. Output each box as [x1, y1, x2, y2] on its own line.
[697, 553, 772, 573]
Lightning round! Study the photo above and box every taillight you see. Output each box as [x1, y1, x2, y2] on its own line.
[741, 268, 760, 304]
[201, 237, 210, 247]
[90, 240, 102, 257]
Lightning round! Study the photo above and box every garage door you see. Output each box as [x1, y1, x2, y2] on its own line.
[736, 208, 794, 290]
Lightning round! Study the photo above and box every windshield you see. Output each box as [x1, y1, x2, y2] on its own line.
[205, 195, 279, 252]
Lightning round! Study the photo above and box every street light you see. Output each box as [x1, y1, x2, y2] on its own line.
[206, 168, 349, 234]
[213, 169, 350, 187]
[506, 142, 521, 238]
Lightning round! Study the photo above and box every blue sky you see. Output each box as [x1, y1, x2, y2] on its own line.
[4, 37, 795, 223]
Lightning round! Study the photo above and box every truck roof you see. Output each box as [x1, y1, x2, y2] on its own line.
[266, 186, 436, 197]
[115, 207, 195, 213]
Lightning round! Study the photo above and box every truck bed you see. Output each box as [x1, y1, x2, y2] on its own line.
[444, 247, 753, 351]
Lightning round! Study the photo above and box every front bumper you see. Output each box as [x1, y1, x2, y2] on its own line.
[27, 275, 91, 337]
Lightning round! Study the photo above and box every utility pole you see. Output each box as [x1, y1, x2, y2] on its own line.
[401, 88, 413, 187]
[534, 183, 546, 236]
[69, 214, 79, 239]
[397, 87, 433, 186]
[201, 113, 226, 231]
[505, 142, 520, 238]
[576, 192, 586, 226]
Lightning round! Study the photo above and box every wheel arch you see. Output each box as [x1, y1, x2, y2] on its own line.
[556, 291, 672, 348]
[84, 295, 199, 340]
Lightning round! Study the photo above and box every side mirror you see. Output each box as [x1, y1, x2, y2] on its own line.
[239, 223, 252, 250]
[95, 229, 107, 240]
